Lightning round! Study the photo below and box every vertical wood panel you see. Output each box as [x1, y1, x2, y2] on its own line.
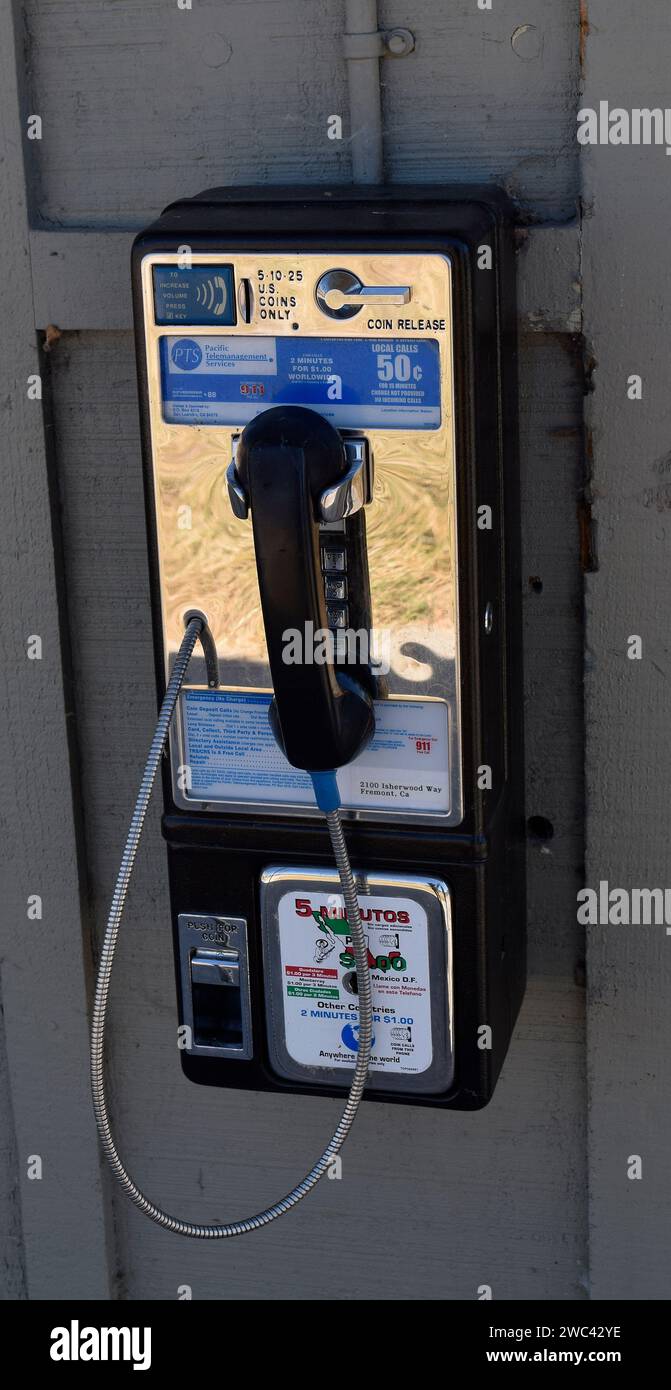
[0, 0, 110, 1300]
[381, 0, 580, 219]
[24, 0, 351, 225]
[582, 0, 671, 1300]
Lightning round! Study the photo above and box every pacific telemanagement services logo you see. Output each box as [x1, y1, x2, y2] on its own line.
[578, 101, 671, 155]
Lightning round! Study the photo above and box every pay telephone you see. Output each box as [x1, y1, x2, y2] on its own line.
[91, 187, 525, 1238]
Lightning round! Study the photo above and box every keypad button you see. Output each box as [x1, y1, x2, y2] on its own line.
[324, 575, 347, 600]
[321, 547, 346, 573]
[326, 604, 349, 629]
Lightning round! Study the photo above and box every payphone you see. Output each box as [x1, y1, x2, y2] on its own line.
[91, 187, 525, 1237]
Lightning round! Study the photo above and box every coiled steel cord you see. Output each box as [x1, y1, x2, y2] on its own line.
[90, 616, 373, 1238]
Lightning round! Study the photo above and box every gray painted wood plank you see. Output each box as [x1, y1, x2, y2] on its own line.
[381, 0, 580, 220]
[0, 0, 110, 1300]
[582, 0, 671, 1302]
[29, 225, 581, 332]
[23, 0, 351, 226]
[0, 1013, 26, 1298]
[520, 332, 586, 976]
[22, 0, 578, 227]
[517, 227, 582, 333]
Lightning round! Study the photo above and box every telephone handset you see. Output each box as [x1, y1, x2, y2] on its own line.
[228, 405, 374, 771]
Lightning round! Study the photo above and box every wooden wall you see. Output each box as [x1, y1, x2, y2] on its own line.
[4, 0, 659, 1301]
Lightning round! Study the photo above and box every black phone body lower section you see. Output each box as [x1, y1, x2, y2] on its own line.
[165, 804, 525, 1110]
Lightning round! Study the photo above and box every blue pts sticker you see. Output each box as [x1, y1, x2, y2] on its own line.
[160, 335, 441, 430]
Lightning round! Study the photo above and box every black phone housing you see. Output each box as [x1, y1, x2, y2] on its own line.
[132, 185, 525, 1110]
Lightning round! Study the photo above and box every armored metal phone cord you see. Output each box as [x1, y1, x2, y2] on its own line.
[90, 616, 373, 1239]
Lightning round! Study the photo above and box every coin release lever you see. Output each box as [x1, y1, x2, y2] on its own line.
[316, 269, 411, 319]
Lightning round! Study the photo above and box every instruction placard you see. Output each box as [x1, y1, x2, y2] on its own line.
[160, 334, 441, 429]
[180, 689, 450, 815]
[276, 887, 433, 1075]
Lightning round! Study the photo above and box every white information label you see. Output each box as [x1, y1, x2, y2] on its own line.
[180, 689, 450, 814]
[277, 888, 433, 1075]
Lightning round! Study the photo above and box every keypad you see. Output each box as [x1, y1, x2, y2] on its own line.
[320, 540, 349, 630]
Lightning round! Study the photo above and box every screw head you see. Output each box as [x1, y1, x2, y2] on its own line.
[385, 28, 415, 57]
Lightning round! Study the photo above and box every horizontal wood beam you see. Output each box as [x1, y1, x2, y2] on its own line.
[29, 224, 581, 334]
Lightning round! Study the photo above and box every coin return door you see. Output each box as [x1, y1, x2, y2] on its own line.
[178, 915, 253, 1060]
